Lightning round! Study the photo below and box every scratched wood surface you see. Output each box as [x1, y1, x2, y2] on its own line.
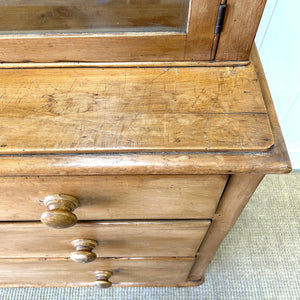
[0, 220, 210, 258]
[0, 257, 194, 287]
[0, 64, 273, 154]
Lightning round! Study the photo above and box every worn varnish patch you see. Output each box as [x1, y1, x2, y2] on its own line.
[0, 64, 273, 154]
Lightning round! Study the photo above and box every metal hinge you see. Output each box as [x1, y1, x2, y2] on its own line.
[210, 1, 227, 60]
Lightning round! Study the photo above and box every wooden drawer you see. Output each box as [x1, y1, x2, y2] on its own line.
[0, 175, 227, 221]
[0, 220, 210, 258]
[0, 258, 195, 287]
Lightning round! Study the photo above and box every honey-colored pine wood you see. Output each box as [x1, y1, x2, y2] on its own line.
[184, 0, 220, 61]
[0, 175, 227, 221]
[188, 45, 291, 282]
[0, 47, 291, 288]
[0, 113, 273, 154]
[0, 34, 186, 63]
[0, 64, 266, 113]
[0, 0, 218, 63]
[0, 0, 266, 63]
[0, 220, 210, 258]
[0, 64, 273, 154]
[188, 173, 264, 281]
[0, 46, 291, 176]
[0, 257, 195, 287]
[215, 0, 267, 61]
[250, 45, 290, 167]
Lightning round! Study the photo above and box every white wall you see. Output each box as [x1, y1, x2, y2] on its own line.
[256, 0, 300, 169]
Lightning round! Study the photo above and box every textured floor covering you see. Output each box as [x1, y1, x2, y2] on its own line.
[0, 173, 299, 300]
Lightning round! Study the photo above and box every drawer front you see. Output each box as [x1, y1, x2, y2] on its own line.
[0, 220, 210, 258]
[0, 258, 195, 287]
[0, 175, 227, 220]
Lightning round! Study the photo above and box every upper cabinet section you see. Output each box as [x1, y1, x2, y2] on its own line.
[0, 0, 266, 63]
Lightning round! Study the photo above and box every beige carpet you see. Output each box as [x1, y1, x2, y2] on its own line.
[0, 173, 299, 300]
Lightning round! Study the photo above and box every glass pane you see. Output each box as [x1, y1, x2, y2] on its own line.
[0, 0, 189, 34]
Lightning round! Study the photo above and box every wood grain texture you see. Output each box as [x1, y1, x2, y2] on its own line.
[0, 257, 194, 287]
[0, 64, 273, 154]
[187, 46, 291, 281]
[0, 175, 227, 221]
[215, 0, 267, 61]
[0, 47, 290, 176]
[0, 34, 186, 63]
[188, 173, 264, 281]
[0, 47, 291, 288]
[185, 0, 220, 60]
[0, 220, 210, 258]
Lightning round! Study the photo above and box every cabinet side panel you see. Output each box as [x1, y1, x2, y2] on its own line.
[188, 173, 264, 280]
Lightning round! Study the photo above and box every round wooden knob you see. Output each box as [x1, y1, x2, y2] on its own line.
[94, 271, 113, 288]
[41, 194, 80, 229]
[70, 239, 98, 263]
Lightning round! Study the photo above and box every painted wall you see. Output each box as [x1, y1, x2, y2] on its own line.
[256, 0, 300, 169]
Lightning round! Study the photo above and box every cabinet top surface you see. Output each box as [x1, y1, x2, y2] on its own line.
[0, 48, 290, 175]
[0, 63, 274, 155]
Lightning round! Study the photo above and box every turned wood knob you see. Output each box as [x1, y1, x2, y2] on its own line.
[94, 271, 113, 288]
[70, 239, 98, 263]
[41, 194, 80, 229]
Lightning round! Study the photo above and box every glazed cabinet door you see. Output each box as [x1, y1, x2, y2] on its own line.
[0, 0, 222, 62]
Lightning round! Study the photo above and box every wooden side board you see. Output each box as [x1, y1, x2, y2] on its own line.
[188, 45, 291, 282]
[188, 173, 264, 281]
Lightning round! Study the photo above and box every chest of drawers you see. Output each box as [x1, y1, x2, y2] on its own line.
[0, 47, 290, 287]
